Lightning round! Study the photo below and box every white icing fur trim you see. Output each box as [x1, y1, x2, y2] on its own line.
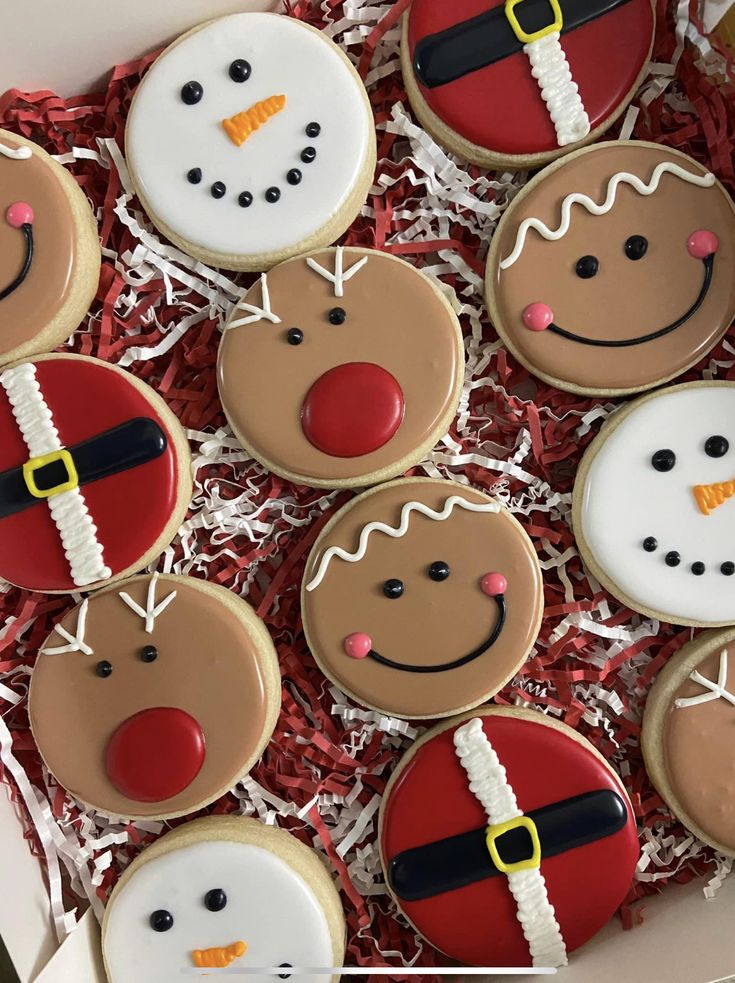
[0, 365, 111, 587]
[500, 162, 717, 270]
[305, 495, 500, 591]
[306, 246, 368, 297]
[119, 572, 177, 632]
[0, 141, 31, 160]
[675, 650, 735, 709]
[226, 274, 281, 329]
[454, 718, 568, 969]
[524, 33, 590, 148]
[42, 599, 93, 656]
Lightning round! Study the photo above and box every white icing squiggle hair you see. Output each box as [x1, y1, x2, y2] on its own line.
[304, 495, 500, 591]
[0, 141, 31, 160]
[500, 162, 716, 270]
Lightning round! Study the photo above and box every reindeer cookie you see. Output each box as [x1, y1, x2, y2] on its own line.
[126, 13, 375, 271]
[29, 575, 280, 819]
[217, 249, 464, 488]
[301, 478, 543, 718]
[102, 816, 345, 982]
[0, 130, 100, 367]
[487, 142, 735, 395]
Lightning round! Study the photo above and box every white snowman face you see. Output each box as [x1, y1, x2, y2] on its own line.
[126, 13, 372, 256]
[104, 841, 334, 982]
[578, 384, 735, 624]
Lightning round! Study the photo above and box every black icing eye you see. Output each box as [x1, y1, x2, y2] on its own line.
[238, 191, 253, 208]
[265, 187, 281, 203]
[229, 59, 252, 83]
[287, 168, 302, 186]
[383, 578, 404, 599]
[278, 966, 293, 981]
[181, 81, 203, 105]
[301, 147, 317, 164]
[625, 235, 648, 260]
[140, 645, 158, 663]
[428, 561, 450, 581]
[204, 889, 227, 912]
[705, 435, 729, 458]
[575, 255, 599, 279]
[150, 909, 174, 932]
[287, 328, 303, 346]
[328, 307, 346, 325]
[95, 660, 113, 678]
[187, 167, 202, 185]
[651, 449, 676, 472]
[305, 122, 321, 138]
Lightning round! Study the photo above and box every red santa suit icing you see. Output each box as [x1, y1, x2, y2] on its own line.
[380, 713, 639, 967]
[407, 0, 654, 157]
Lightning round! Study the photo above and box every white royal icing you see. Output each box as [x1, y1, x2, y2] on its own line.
[126, 13, 372, 257]
[225, 274, 281, 330]
[0, 141, 32, 160]
[104, 840, 334, 983]
[306, 247, 368, 298]
[304, 495, 501, 591]
[523, 33, 589, 148]
[42, 598, 93, 656]
[579, 385, 735, 624]
[0, 364, 111, 587]
[119, 572, 177, 633]
[454, 718, 567, 968]
[675, 650, 735, 709]
[500, 162, 716, 270]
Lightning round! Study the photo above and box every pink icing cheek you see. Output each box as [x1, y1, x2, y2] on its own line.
[344, 632, 373, 660]
[6, 201, 33, 228]
[481, 572, 508, 597]
[687, 229, 719, 259]
[522, 303, 554, 332]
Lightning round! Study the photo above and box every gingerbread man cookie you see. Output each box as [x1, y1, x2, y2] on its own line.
[302, 478, 543, 718]
[0, 130, 100, 367]
[217, 249, 464, 488]
[487, 142, 735, 395]
[30, 575, 280, 820]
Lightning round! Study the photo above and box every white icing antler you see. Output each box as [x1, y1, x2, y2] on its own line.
[42, 599, 93, 656]
[118, 573, 177, 633]
[675, 650, 735, 709]
[0, 142, 31, 160]
[225, 274, 281, 329]
[306, 246, 368, 297]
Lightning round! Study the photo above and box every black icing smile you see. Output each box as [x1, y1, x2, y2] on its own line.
[0, 219, 33, 302]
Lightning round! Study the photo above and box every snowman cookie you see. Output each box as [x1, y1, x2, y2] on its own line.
[572, 382, 735, 626]
[301, 478, 543, 718]
[487, 142, 735, 396]
[102, 816, 345, 982]
[217, 249, 464, 488]
[402, 0, 654, 169]
[0, 130, 100, 367]
[30, 575, 280, 820]
[379, 708, 639, 968]
[0, 354, 191, 593]
[643, 628, 735, 857]
[126, 13, 375, 271]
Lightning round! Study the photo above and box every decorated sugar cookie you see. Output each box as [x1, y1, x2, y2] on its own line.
[301, 478, 543, 718]
[0, 354, 191, 593]
[487, 142, 735, 396]
[573, 382, 735, 626]
[102, 816, 345, 981]
[126, 13, 375, 271]
[217, 249, 464, 488]
[0, 130, 100, 366]
[379, 708, 639, 967]
[402, 1, 654, 168]
[30, 575, 280, 819]
[643, 628, 735, 857]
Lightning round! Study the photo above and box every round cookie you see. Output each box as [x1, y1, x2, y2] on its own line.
[0, 354, 191, 593]
[487, 141, 735, 396]
[217, 248, 464, 488]
[379, 707, 639, 967]
[102, 815, 345, 982]
[301, 478, 543, 718]
[0, 129, 100, 366]
[642, 628, 735, 856]
[126, 13, 376, 271]
[30, 574, 280, 820]
[402, 1, 654, 169]
[572, 382, 735, 626]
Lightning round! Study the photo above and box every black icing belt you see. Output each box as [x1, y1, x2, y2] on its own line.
[0, 417, 168, 519]
[388, 788, 628, 901]
[413, 0, 634, 89]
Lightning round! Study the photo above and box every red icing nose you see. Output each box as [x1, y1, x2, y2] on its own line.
[301, 362, 405, 458]
[105, 707, 205, 803]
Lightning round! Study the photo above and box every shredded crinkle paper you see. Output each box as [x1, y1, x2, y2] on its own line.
[1, 0, 735, 975]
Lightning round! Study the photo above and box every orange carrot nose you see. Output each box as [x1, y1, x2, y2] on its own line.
[191, 940, 247, 968]
[693, 479, 735, 515]
[222, 95, 286, 146]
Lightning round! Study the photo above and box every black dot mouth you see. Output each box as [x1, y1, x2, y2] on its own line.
[0, 220, 33, 302]
[642, 538, 733, 576]
[545, 254, 714, 348]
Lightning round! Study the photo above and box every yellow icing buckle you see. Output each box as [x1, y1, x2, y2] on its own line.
[23, 449, 78, 498]
[505, 0, 563, 44]
[486, 816, 541, 874]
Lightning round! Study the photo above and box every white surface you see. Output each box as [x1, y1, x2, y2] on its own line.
[703, 0, 735, 32]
